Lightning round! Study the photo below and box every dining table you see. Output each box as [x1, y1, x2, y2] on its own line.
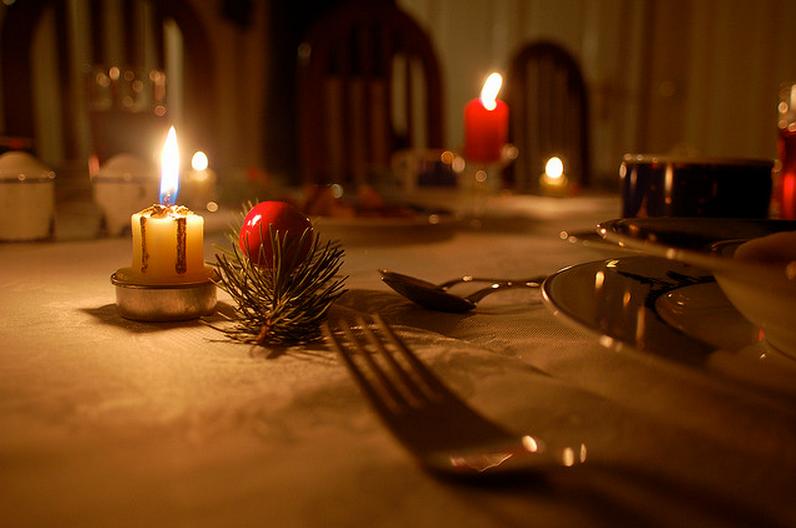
[1, 191, 795, 527]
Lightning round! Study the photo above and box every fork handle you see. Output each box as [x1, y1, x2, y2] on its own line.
[426, 437, 586, 476]
[464, 278, 545, 304]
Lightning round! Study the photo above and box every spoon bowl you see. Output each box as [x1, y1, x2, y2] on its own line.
[380, 270, 476, 312]
[379, 269, 546, 313]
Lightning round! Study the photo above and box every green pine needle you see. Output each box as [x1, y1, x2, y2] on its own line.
[212, 204, 347, 346]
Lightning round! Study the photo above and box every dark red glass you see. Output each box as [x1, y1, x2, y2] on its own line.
[777, 127, 796, 219]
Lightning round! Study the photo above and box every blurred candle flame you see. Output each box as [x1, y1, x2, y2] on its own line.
[544, 156, 564, 180]
[479, 72, 503, 111]
[191, 150, 209, 171]
[160, 126, 180, 205]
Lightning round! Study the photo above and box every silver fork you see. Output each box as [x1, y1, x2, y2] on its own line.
[322, 314, 586, 478]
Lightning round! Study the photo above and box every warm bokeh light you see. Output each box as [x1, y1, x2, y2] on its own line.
[87, 154, 100, 178]
[521, 435, 539, 453]
[594, 271, 605, 289]
[787, 261, 796, 280]
[479, 72, 503, 111]
[622, 290, 632, 307]
[191, 151, 209, 171]
[544, 156, 564, 180]
[160, 126, 180, 205]
[502, 144, 519, 160]
[451, 155, 466, 173]
[635, 307, 646, 343]
[562, 447, 575, 467]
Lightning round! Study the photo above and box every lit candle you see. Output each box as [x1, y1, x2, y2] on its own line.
[182, 150, 219, 212]
[539, 156, 569, 194]
[129, 127, 206, 283]
[463, 72, 509, 163]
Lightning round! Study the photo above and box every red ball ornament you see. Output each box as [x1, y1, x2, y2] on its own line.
[239, 201, 314, 268]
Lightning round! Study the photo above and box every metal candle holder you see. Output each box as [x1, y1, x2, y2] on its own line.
[111, 266, 217, 321]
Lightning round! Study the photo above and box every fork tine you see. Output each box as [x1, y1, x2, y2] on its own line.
[372, 314, 452, 398]
[323, 320, 409, 414]
[340, 318, 410, 410]
[322, 322, 394, 415]
[357, 315, 432, 406]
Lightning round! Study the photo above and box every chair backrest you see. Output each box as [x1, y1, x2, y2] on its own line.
[0, 0, 214, 165]
[297, 3, 443, 185]
[505, 40, 590, 191]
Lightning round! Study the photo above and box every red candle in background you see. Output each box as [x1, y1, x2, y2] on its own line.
[778, 127, 796, 219]
[464, 73, 509, 163]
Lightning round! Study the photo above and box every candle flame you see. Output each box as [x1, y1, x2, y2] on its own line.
[544, 156, 564, 180]
[191, 150, 208, 171]
[479, 72, 503, 111]
[160, 126, 180, 205]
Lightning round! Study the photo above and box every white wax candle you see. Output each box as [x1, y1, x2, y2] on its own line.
[130, 204, 205, 283]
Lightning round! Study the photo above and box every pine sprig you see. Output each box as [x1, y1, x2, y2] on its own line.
[212, 208, 347, 346]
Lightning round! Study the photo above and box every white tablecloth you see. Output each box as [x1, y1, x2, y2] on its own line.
[1, 194, 794, 527]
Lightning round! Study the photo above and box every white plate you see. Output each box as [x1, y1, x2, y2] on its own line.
[542, 256, 796, 396]
[598, 218, 796, 355]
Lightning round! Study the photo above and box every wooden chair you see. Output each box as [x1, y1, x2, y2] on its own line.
[505, 40, 590, 192]
[0, 0, 215, 165]
[297, 3, 443, 185]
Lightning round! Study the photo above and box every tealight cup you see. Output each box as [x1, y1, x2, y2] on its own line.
[0, 152, 56, 241]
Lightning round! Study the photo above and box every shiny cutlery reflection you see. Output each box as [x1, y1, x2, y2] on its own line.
[322, 314, 586, 479]
[379, 269, 546, 313]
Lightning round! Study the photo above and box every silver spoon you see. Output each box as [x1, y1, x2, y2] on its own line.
[379, 269, 546, 313]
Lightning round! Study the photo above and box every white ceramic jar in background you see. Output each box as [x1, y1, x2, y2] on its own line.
[92, 154, 158, 236]
[0, 152, 56, 241]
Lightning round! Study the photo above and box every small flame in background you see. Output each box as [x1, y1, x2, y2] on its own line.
[479, 72, 503, 111]
[191, 151, 209, 171]
[160, 126, 180, 205]
[544, 156, 564, 181]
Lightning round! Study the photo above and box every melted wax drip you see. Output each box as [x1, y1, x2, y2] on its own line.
[176, 217, 187, 274]
[140, 216, 148, 272]
[138, 204, 191, 275]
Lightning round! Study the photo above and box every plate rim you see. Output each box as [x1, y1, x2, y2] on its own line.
[540, 255, 716, 357]
[540, 255, 796, 396]
[597, 217, 794, 280]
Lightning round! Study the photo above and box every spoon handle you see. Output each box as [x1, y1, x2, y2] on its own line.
[438, 275, 546, 290]
[464, 276, 546, 303]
